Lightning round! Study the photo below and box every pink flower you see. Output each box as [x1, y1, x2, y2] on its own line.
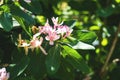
[39, 17, 72, 45]
[45, 31, 60, 45]
[0, 68, 9, 80]
[30, 36, 48, 55]
[52, 17, 63, 27]
[21, 42, 30, 47]
[57, 25, 73, 38]
[63, 27, 73, 38]
[18, 40, 30, 47]
[30, 37, 43, 47]
[33, 33, 41, 40]
[39, 20, 53, 34]
[45, 19, 50, 26]
[57, 25, 68, 35]
[39, 26, 53, 34]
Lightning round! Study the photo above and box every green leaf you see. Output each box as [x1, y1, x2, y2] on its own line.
[19, 0, 42, 14]
[63, 37, 95, 50]
[63, 20, 76, 28]
[14, 76, 36, 80]
[72, 30, 97, 44]
[62, 46, 90, 73]
[1, 5, 10, 13]
[115, 0, 120, 3]
[45, 45, 61, 75]
[53, 58, 74, 80]
[19, 1, 32, 11]
[69, 41, 95, 50]
[26, 53, 46, 80]
[96, 5, 115, 18]
[8, 56, 30, 79]
[30, 0, 42, 14]
[10, 5, 35, 25]
[0, 12, 13, 31]
[13, 16, 32, 37]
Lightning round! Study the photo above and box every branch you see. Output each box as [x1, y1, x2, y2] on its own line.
[100, 23, 120, 77]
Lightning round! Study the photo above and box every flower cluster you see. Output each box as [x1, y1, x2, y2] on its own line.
[39, 17, 73, 45]
[18, 17, 73, 55]
[0, 68, 9, 80]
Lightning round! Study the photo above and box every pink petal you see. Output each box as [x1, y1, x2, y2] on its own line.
[39, 46, 48, 55]
[49, 41, 54, 45]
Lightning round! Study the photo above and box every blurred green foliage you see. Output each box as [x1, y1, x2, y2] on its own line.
[0, 0, 120, 80]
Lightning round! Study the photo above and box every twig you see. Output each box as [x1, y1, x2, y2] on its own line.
[100, 23, 120, 77]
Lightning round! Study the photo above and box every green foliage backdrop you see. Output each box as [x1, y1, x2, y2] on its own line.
[0, 0, 120, 80]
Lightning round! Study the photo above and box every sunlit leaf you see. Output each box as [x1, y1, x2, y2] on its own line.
[89, 25, 100, 31]
[63, 37, 95, 50]
[101, 38, 108, 46]
[72, 30, 97, 44]
[62, 46, 90, 73]
[69, 41, 95, 50]
[115, 0, 120, 3]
